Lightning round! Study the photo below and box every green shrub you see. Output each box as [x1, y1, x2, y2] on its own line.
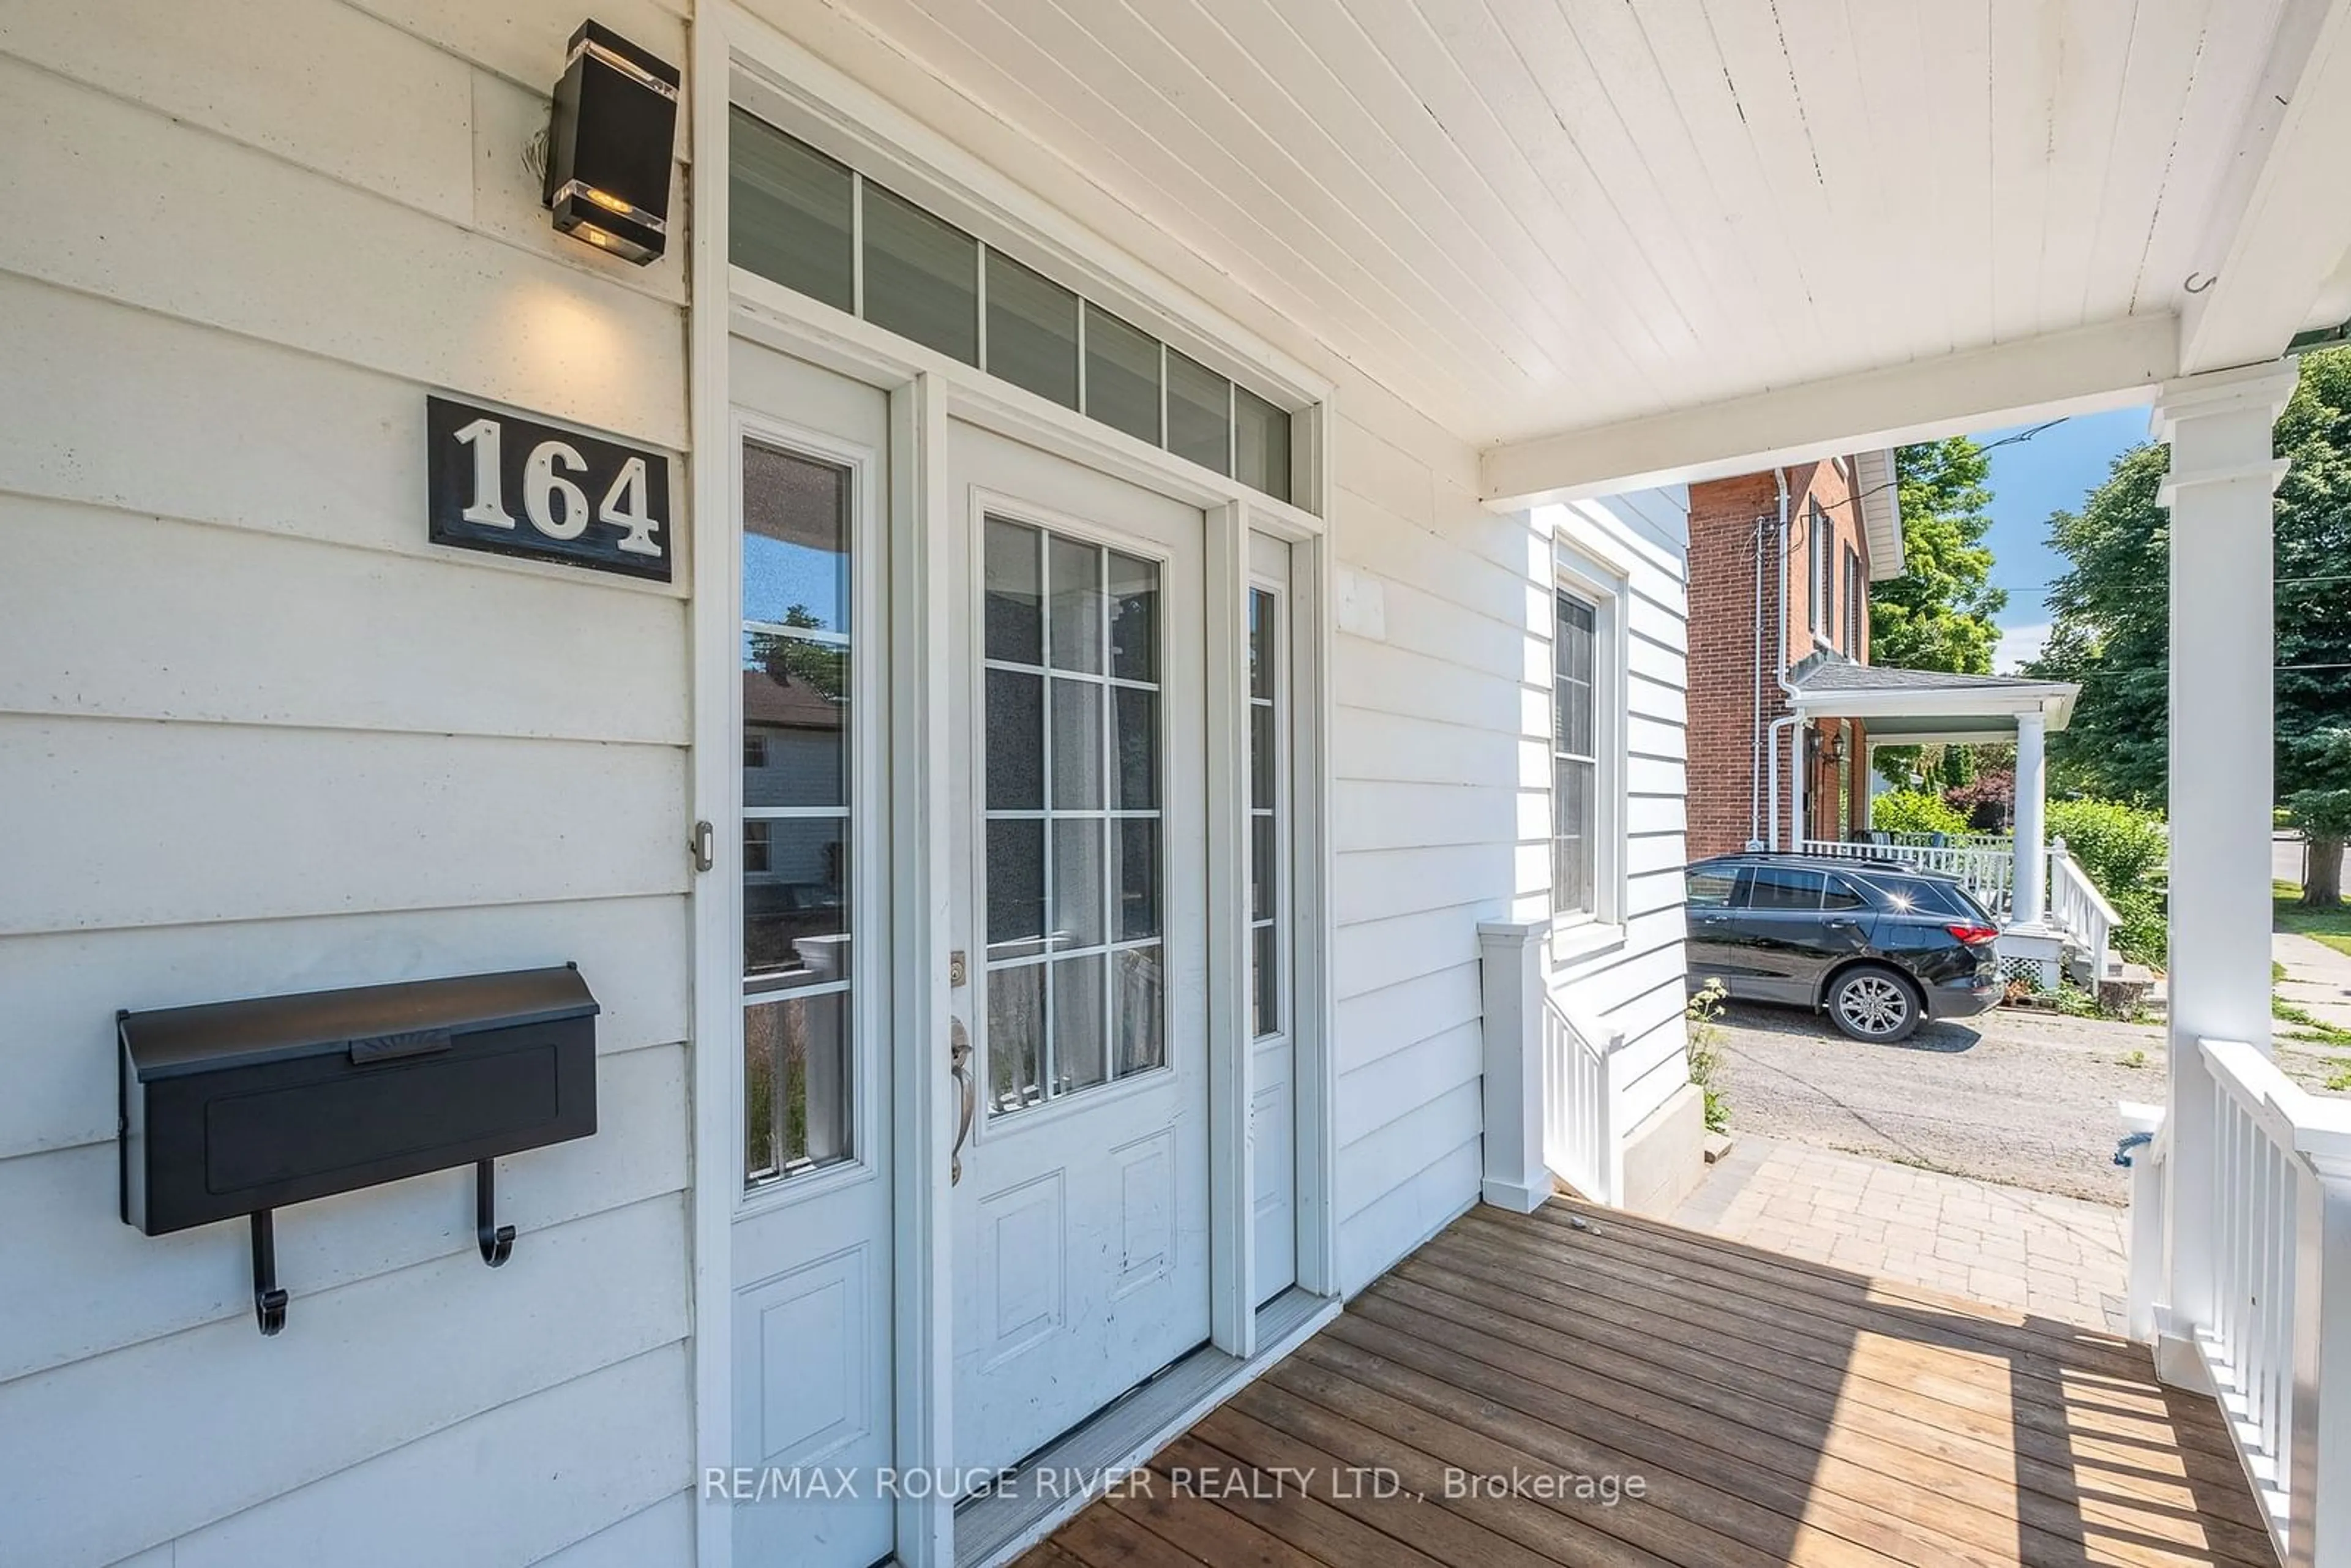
[1870, 789, 1971, 838]
[2046, 798, 2167, 893]
[2112, 889, 2167, 967]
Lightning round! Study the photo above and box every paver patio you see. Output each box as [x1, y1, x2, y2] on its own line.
[1673, 1136, 2130, 1334]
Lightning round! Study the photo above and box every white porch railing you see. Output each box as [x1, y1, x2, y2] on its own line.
[2048, 839, 2119, 975]
[1540, 991, 1622, 1206]
[1881, 829, 2013, 852]
[2131, 1040, 2351, 1564]
[1801, 836, 2019, 915]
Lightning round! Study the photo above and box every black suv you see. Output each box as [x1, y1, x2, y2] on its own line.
[1684, 853, 2004, 1042]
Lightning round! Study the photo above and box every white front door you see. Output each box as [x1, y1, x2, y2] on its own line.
[723, 340, 894, 1568]
[946, 419, 1212, 1474]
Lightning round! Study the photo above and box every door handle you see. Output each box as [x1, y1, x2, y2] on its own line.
[948, 1016, 975, 1186]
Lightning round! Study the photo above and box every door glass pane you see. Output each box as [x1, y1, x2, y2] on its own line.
[1114, 947, 1165, 1075]
[984, 520, 1043, 664]
[1251, 814, 1277, 923]
[1166, 348, 1231, 476]
[1116, 818, 1160, 941]
[729, 109, 852, 312]
[1048, 536, 1105, 673]
[986, 669, 1043, 811]
[1084, 303, 1160, 446]
[988, 964, 1044, 1113]
[1251, 923, 1279, 1040]
[1235, 386, 1292, 503]
[1052, 955, 1107, 1093]
[744, 991, 849, 1184]
[862, 182, 977, 365]
[1249, 585, 1283, 1040]
[985, 819, 1045, 961]
[741, 437, 857, 1191]
[745, 818, 849, 985]
[1049, 678, 1103, 810]
[1051, 818, 1104, 951]
[1113, 687, 1158, 811]
[1108, 552, 1159, 682]
[986, 250, 1079, 410]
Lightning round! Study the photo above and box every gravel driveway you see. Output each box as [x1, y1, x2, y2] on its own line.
[1706, 1001, 2168, 1204]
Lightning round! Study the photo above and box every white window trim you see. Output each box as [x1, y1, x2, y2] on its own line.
[1550, 537, 1630, 954]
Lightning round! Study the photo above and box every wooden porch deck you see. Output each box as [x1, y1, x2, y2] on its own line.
[1014, 1197, 2276, 1568]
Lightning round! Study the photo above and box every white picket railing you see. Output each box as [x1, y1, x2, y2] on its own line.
[1540, 991, 1621, 1206]
[1882, 829, 2012, 852]
[2172, 1038, 2351, 1563]
[1801, 837, 2019, 915]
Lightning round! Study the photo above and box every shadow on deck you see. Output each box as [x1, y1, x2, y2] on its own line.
[1016, 1196, 2274, 1567]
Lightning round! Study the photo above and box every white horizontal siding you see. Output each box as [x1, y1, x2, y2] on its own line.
[1543, 490, 1695, 1141]
[0, 4, 693, 1564]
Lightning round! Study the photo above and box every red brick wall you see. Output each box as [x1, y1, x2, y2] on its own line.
[1685, 460, 1877, 859]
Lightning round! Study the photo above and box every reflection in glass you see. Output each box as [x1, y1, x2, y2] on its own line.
[744, 634, 848, 809]
[1235, 385, 1292, 503]
[743, 444, 850, 634]
[1048, 536, 1104, 673]
[1114, 947, 1166, 1076]
[1051, 817, 1104, 950]
[1251, 814, 1276, 923]
[984, 520, 1042, 664]
[863, 182, 978, 364]
[986, 250, 1079, 409]
[730, 108, 852, 312]
[986, 818, 1045, 959]
[986, 669, 1044, 811]
[744, 818, 849, 983]
[1114, 687, 1158, 811]
[1084, 303, 1160, 446]
[1116, 818, 1160, 942]
[1051, 678, 1104, 811]
[1053, 955, 1107, 1093]
[744, 991, 849, 1182]
[1108, 552, 1158, 682]
[1166, 348, 1231, 476]
[988, 964, 1044, 1112]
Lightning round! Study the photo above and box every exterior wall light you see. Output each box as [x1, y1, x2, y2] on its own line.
[542, 21, 679, 265]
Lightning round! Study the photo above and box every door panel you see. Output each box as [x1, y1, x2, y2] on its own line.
[724, 339, 894, 1568]
[948, 419, 1212, 1475]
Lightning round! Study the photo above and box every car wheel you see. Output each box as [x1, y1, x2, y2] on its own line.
[1828, 965, 1920, 1043]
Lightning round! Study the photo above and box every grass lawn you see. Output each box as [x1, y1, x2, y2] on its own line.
[2275, 880, 2351, 958]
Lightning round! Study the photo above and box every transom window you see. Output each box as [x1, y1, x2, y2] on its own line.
[740, 440, 856, 1187]
[730, 106, 1298, 503]
[981, 519, 1166, 1116]
[1553, 592, 1598, 918]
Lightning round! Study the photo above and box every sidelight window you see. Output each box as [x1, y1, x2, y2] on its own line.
[1553, 592, 1599, 919]
[741, 440, 858, 1186]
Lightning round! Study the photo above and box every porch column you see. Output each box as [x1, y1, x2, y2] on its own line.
[2154, 359, 2297, 1366]
[1477, 920, 1551, 1213]
[2011, 710, 2047, 927]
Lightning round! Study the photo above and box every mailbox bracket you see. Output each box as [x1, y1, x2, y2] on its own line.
[250, 1210, 288, 1336]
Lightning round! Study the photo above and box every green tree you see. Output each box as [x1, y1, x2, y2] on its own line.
[1867, 438, 2008, 785]
[2284, 729, 2351, 907]
[2027, 347, 2351, 860]
[1869, 438, 2008, 673]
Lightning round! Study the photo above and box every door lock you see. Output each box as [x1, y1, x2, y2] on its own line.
[948, 950, 968, 988]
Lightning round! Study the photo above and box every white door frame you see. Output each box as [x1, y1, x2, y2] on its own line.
[689, 12, 1341, 1565]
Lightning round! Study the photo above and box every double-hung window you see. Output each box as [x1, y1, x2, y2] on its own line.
[1553, 592, 1599, 920]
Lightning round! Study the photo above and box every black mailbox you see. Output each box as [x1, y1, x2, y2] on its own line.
[119, 966, 599, 1335]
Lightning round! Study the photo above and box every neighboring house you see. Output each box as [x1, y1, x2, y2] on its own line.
[1684, 456, 1903, 860]
[2, 4, 2344, 1567]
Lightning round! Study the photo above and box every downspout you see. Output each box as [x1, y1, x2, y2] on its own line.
[1747, 512, 1766, 849]
[1766, 468, 1805, 850]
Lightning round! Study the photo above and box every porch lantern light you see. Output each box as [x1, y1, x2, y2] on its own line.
[542, 20, 680, 265]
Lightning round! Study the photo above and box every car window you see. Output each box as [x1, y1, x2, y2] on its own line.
[1747, 866, 1826, 911]
[1823, 875, 1867, 912]
[1686, 867, 1740, 909]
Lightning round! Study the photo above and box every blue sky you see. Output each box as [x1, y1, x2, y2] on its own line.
[1971, 406, 2152, 672]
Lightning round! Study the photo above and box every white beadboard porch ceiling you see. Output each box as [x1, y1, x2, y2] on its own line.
[751, 0, 2351, 463]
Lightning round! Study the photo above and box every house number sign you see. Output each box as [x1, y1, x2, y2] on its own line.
[426, 396, 673, 582]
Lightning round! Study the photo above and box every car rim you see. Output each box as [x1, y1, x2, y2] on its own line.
[1839, 975, 1909, 1036]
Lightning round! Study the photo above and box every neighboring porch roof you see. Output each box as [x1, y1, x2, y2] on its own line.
[1787, 656, 2077, 743]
